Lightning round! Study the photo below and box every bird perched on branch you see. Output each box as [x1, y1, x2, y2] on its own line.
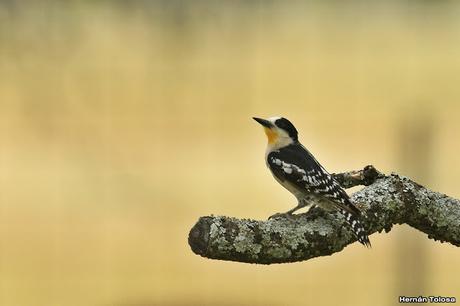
[253, 116, 371, 247]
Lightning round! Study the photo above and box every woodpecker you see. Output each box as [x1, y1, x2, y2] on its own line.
[253, 116, 371, 247]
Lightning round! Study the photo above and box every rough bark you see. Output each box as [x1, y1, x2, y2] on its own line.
[188, 166, 460, 264]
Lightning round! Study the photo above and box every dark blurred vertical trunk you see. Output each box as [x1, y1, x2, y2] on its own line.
[393, 109, 434, 302]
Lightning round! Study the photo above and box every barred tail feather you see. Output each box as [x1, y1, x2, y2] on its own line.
[340, 209, 371, 248]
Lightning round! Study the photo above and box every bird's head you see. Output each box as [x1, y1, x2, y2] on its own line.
[253, 116, 298, 149]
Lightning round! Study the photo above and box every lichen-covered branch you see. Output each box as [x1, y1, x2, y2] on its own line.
[188, 165, 460, 264]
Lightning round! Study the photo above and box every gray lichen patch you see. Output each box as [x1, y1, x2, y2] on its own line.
[233, 222, 262, 256]
[406, 186, 460, 245]
[299, 218, 333, 236]
[208, 221, 233, 253]
[265, 246, 292, 259]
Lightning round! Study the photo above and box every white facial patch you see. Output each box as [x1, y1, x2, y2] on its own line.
[267, 116, 282, 123]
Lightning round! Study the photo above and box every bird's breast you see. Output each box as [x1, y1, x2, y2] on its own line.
[270, 171, 305, 199]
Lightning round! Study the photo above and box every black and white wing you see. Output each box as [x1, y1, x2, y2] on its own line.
[267, 144, 361, 216]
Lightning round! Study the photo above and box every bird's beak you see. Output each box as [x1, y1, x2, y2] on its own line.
[253, 117, 272, 128]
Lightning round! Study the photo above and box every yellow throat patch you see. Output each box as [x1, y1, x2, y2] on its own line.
[264, 127, 278, 144]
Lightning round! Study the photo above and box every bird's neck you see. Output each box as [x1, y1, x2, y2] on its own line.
[265, 137, 295, 158]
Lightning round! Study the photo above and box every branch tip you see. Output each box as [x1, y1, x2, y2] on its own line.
[188, 217, 211, 256]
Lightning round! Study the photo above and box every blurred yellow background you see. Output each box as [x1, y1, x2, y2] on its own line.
[0, 1, 459, 306]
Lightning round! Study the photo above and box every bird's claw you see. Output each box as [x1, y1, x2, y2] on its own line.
[268, 212, 294, 220]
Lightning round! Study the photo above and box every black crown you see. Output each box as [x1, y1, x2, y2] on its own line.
[275, 118, 298, 141]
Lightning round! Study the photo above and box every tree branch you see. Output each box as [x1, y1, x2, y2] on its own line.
[188, 165, 460, 264]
